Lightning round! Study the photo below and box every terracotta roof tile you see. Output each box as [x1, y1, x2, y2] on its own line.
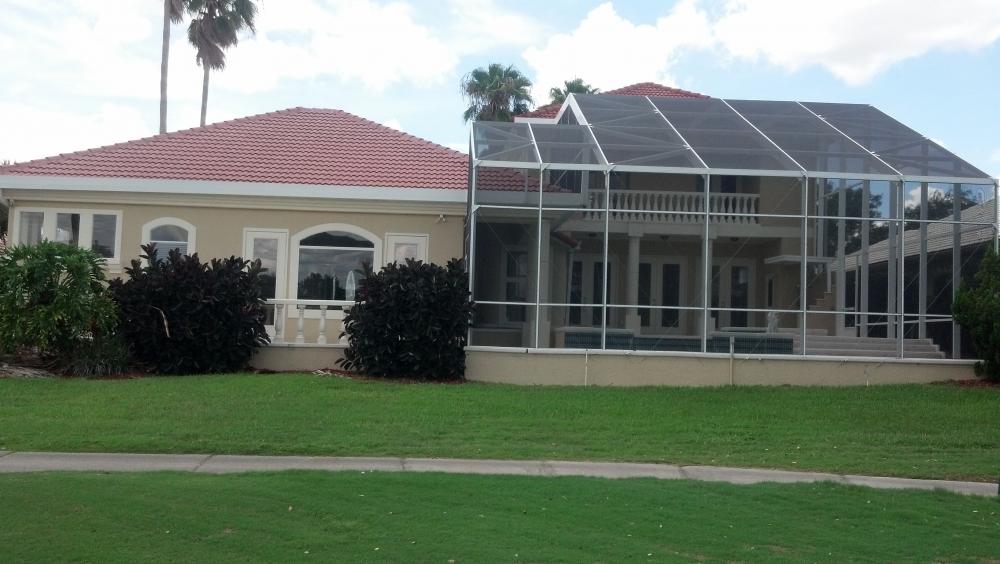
[520, 82, 707, 119]
[0, 107, 468, 190]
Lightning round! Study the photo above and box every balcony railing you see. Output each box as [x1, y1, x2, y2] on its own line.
[268, 299, 353, 346]
[584, 190, 760, 225]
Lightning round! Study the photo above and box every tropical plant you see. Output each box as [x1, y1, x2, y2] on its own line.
[339, 259, 474, 381]
[109, 244, 269, 375]
[953, 245, 1000, 382]
[160, 0, 190, 134]
[186, 0, 258, 126]
[461, 63, 533, 122]
[0, 242, 118, 371]
[549, 78, 599, 104]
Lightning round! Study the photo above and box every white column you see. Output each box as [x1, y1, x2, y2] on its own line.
[625, 233, 641, 333]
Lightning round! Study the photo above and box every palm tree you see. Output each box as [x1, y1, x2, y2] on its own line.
[461, 64, 533, 122]
[159, 0, 189, 134]
[549, 78, 599, 105]
[186, 0, 257, 127]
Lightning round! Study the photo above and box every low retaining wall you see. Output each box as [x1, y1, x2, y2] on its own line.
[464, 347, 977, 386]
[252, 344, 977, 386]
[252, 344, 345, 372]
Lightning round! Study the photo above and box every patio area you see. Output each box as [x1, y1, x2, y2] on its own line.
[468, 94, 998, 360]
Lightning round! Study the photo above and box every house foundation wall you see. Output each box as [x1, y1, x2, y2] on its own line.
[252, 345, 976, 385]
[464, 348, 975, 386]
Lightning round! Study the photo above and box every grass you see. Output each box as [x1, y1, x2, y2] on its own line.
[2, 471, 998, 563]
[0, 374, 998, 481]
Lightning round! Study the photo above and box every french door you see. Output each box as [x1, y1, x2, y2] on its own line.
[711, 260, 754, 329]
[569, 256, 614, 327]
[637, 258, 686, 333]
[243, 229, 289, 334]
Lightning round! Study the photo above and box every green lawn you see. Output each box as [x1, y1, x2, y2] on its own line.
[0, 374, 997, 480]
[1, 471, 997, 563]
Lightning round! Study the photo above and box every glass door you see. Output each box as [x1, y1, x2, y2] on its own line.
[712, 261, 755, 329]
[638, 259, 684, 333]
[244, 229, 288, 335]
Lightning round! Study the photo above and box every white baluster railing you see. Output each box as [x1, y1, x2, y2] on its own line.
[586, 190, 760, 225]
[265, 299, 353, 346]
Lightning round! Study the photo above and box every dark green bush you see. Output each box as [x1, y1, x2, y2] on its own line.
[62, 333, 131, 378]
[109, 244, 269, 375]
[338, 258, 473, 381]
[953, 245, 1000, 381]
[0, 241, 118, 372]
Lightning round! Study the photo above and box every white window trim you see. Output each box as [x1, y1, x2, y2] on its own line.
[385, 233, 429, 263]
[141, 217, 197, 257]
[289, 223, 382, 320]
[9, 206, 123, 264]
[243, 228, 290, 337]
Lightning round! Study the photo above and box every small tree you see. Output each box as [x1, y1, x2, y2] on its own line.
[339, 259, 474, 381]
[953, 246, 1000, 381]
[0, 241, 118, 368]
[109, 244, 269, 375]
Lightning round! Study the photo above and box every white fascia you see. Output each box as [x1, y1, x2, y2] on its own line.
[0, 175, 468, 204]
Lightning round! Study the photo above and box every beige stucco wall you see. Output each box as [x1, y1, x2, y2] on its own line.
[6, 191, 466, 277]
[465, 348, 975, 386]
[251, 344, 975, 385]
[252, 344, 346, 372]
[7, 190, 467, 346]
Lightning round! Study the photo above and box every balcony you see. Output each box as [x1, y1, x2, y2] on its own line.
[583, 190, 760, 225]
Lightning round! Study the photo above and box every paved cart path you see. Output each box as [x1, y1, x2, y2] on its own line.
[0, 451, 994, 497]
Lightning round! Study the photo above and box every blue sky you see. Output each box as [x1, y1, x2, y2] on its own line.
[2, 0, 999, 177]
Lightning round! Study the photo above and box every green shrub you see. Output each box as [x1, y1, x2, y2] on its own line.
[338, 258, 473, 381]
[109, 245, 269, 375]
[953, 245, 1000, 381]
[0, 241, 118, 370]
[62, 333, 131, 378]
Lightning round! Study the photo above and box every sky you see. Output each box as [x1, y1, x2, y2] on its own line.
[2, 0, 1000, 177]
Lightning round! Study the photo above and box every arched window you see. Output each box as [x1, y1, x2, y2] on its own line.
[290, 224, 381, 301]
[142, 218, 196, 261]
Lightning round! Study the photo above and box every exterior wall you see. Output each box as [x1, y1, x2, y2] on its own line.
[252, 344, 346, 372]
[6, 191, 466, 277]
[465, 348, 975, 386]
[7, 189, 467, 347]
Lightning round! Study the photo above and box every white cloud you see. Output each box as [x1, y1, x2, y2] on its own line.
[522, 1, 714, 100]
[714, 0, 1000, 85]
[445, 0, 548, 54]
[990, 148, 1000, 162]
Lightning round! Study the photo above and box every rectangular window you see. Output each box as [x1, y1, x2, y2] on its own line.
[91, 214, 118, 258]
[385, 233, 429, 263]
[14, 209, 120, 261]
[18, 211, 44, 246]
[55, 213, 80, 246]
[504, 249, 528, 322]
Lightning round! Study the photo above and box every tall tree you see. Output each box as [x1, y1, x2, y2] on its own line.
[549, 78, 598, 104]
[186, 0, 257, 127]
[160, 0, 188, 134]
[461, 64, 533, 122]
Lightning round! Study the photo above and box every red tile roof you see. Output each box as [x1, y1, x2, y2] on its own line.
[0, 107, 469, 190]
[519, 82, 707, 119]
